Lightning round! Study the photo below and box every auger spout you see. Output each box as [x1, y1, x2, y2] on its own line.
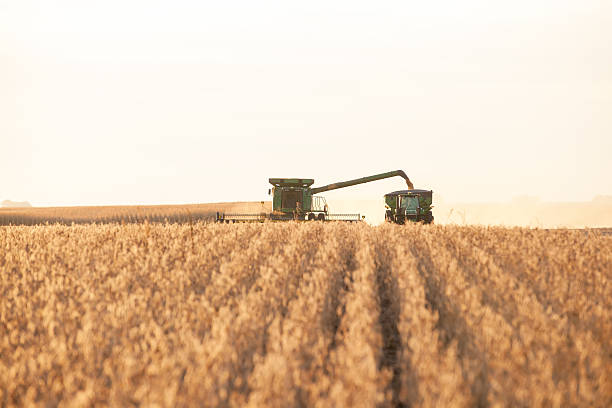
[311, 170, 413, 194]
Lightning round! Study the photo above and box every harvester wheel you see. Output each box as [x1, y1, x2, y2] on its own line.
[308, 213, 316, 221]
[385, 210, 393, 222]
[317, 213, 325, 221]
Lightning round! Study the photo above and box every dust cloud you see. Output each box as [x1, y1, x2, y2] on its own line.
[1, 200, 32, 208]
[327, 196, 612, 227]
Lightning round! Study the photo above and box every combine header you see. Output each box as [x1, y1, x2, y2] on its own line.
[216, 170, 414, 223]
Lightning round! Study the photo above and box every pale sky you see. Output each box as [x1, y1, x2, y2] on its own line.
[2, 1, 611, 206]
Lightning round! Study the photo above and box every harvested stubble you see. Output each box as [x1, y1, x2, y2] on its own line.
[1, 222, 610, 407]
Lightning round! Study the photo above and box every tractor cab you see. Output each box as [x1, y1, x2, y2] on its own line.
[384, 189, 434, 224]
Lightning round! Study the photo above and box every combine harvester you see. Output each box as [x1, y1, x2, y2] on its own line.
[216, 170, 418, 223]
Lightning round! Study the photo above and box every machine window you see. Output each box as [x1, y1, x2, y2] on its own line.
[400, 196, 419, 214]
[281, 191, 300, 209]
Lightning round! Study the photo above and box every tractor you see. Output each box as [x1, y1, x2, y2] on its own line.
[384, 189, 434, 224]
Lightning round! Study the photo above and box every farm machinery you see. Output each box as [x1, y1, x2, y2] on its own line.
[384, 189, 434, 224]
[216, 170, 415, 223]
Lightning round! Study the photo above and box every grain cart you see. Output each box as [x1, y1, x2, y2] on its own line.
[384, 189, 434, 224]
[216, 170, 414, 222]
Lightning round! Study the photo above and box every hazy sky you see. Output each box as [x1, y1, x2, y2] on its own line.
[2, 1, 611, 206]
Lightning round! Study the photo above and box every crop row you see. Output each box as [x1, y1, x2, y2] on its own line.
[1, 223, 610, 407]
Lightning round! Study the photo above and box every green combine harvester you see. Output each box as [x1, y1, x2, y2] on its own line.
[216, 170, 429, 223]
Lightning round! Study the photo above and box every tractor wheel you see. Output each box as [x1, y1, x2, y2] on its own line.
[385, 210, 393, 222]
[317, 213, 326, 221]
[308, 213, 316, 221]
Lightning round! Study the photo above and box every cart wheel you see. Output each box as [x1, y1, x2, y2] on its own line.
[317, 213, 325, 221]
[308, 213, 316, 221]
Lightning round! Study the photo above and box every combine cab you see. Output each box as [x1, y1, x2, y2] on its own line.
[268, 178, 333, 221]
[384, 189, 434, 224]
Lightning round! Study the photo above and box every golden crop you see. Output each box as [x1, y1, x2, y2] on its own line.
[0, 202, 271, 226]
[1, 222, 610, 407]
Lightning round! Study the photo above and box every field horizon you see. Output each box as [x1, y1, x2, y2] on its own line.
[2, 198, 611, 229]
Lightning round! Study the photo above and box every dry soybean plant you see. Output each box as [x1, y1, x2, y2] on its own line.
[1, 222, 610, 407]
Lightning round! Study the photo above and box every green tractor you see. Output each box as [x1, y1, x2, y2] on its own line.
[216, 170, 414, 222]
[384, 189, 434, 224]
